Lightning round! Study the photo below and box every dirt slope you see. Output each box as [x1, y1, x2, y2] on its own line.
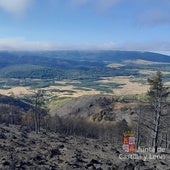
[0, 124, 169, 170]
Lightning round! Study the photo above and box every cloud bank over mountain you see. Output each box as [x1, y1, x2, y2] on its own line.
[0, 0, 169, 54]
[0, 37, 170, 55]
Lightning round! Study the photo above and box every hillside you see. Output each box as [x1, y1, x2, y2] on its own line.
[0, 94, 33, 111]
[0, 94, 47, 125]
[0, 51, 170, 80]
[52, 95, 141, 125]
[0, 124, 170, 170]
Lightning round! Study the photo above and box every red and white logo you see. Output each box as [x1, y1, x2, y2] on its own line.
[122, 131, 135, 153]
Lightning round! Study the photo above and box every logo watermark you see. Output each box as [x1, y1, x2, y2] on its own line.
[122, 131, 135, 153]
[120, 131, 167, 161]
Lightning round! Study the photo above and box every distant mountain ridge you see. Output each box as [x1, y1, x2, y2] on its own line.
[0, 50, 169, 79]
[0, 51, 169, 66]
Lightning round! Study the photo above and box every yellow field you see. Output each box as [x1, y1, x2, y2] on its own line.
[97, 76, 149, 95]
[0, 87, 33, 97]
[0, 76, 152, 98]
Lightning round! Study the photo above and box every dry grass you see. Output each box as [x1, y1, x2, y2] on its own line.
[0, 87, 33, 97]
[98, 76, 149, 95]
[113, 77, 149, 95]
[1, 75, 168, 98]
[114, 101, 139, 110]
[107, 63, 125, 68]
[123, 59, 170, 65]
[44, 85, 100, 98]
[139, 70, 170, 75]
[0, 77, 148, 97]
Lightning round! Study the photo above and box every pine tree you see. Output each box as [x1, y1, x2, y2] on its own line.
[147, 71, 169, 152]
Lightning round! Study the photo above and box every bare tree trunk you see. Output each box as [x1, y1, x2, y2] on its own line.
[34, 110, 38, 134]
[136, 108, 141, 150]
[34, 93, 40, 134]
[153, 110, 161, 153]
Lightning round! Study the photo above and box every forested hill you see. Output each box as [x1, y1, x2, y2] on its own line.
[0, 50, 169, 79]
[0, 51, 170, 67]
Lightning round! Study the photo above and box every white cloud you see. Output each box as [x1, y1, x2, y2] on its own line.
[0, 0, 32, 15]
[0, 38, 170, 56]
[0, 38, 116, 51]
[118, 41, 170, 55]
[0, 38, 63, 51]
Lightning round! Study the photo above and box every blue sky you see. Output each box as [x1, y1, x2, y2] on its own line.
[0, 0, 170, 54]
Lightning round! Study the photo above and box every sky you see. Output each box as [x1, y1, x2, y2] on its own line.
[0, 0, 170, 54]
